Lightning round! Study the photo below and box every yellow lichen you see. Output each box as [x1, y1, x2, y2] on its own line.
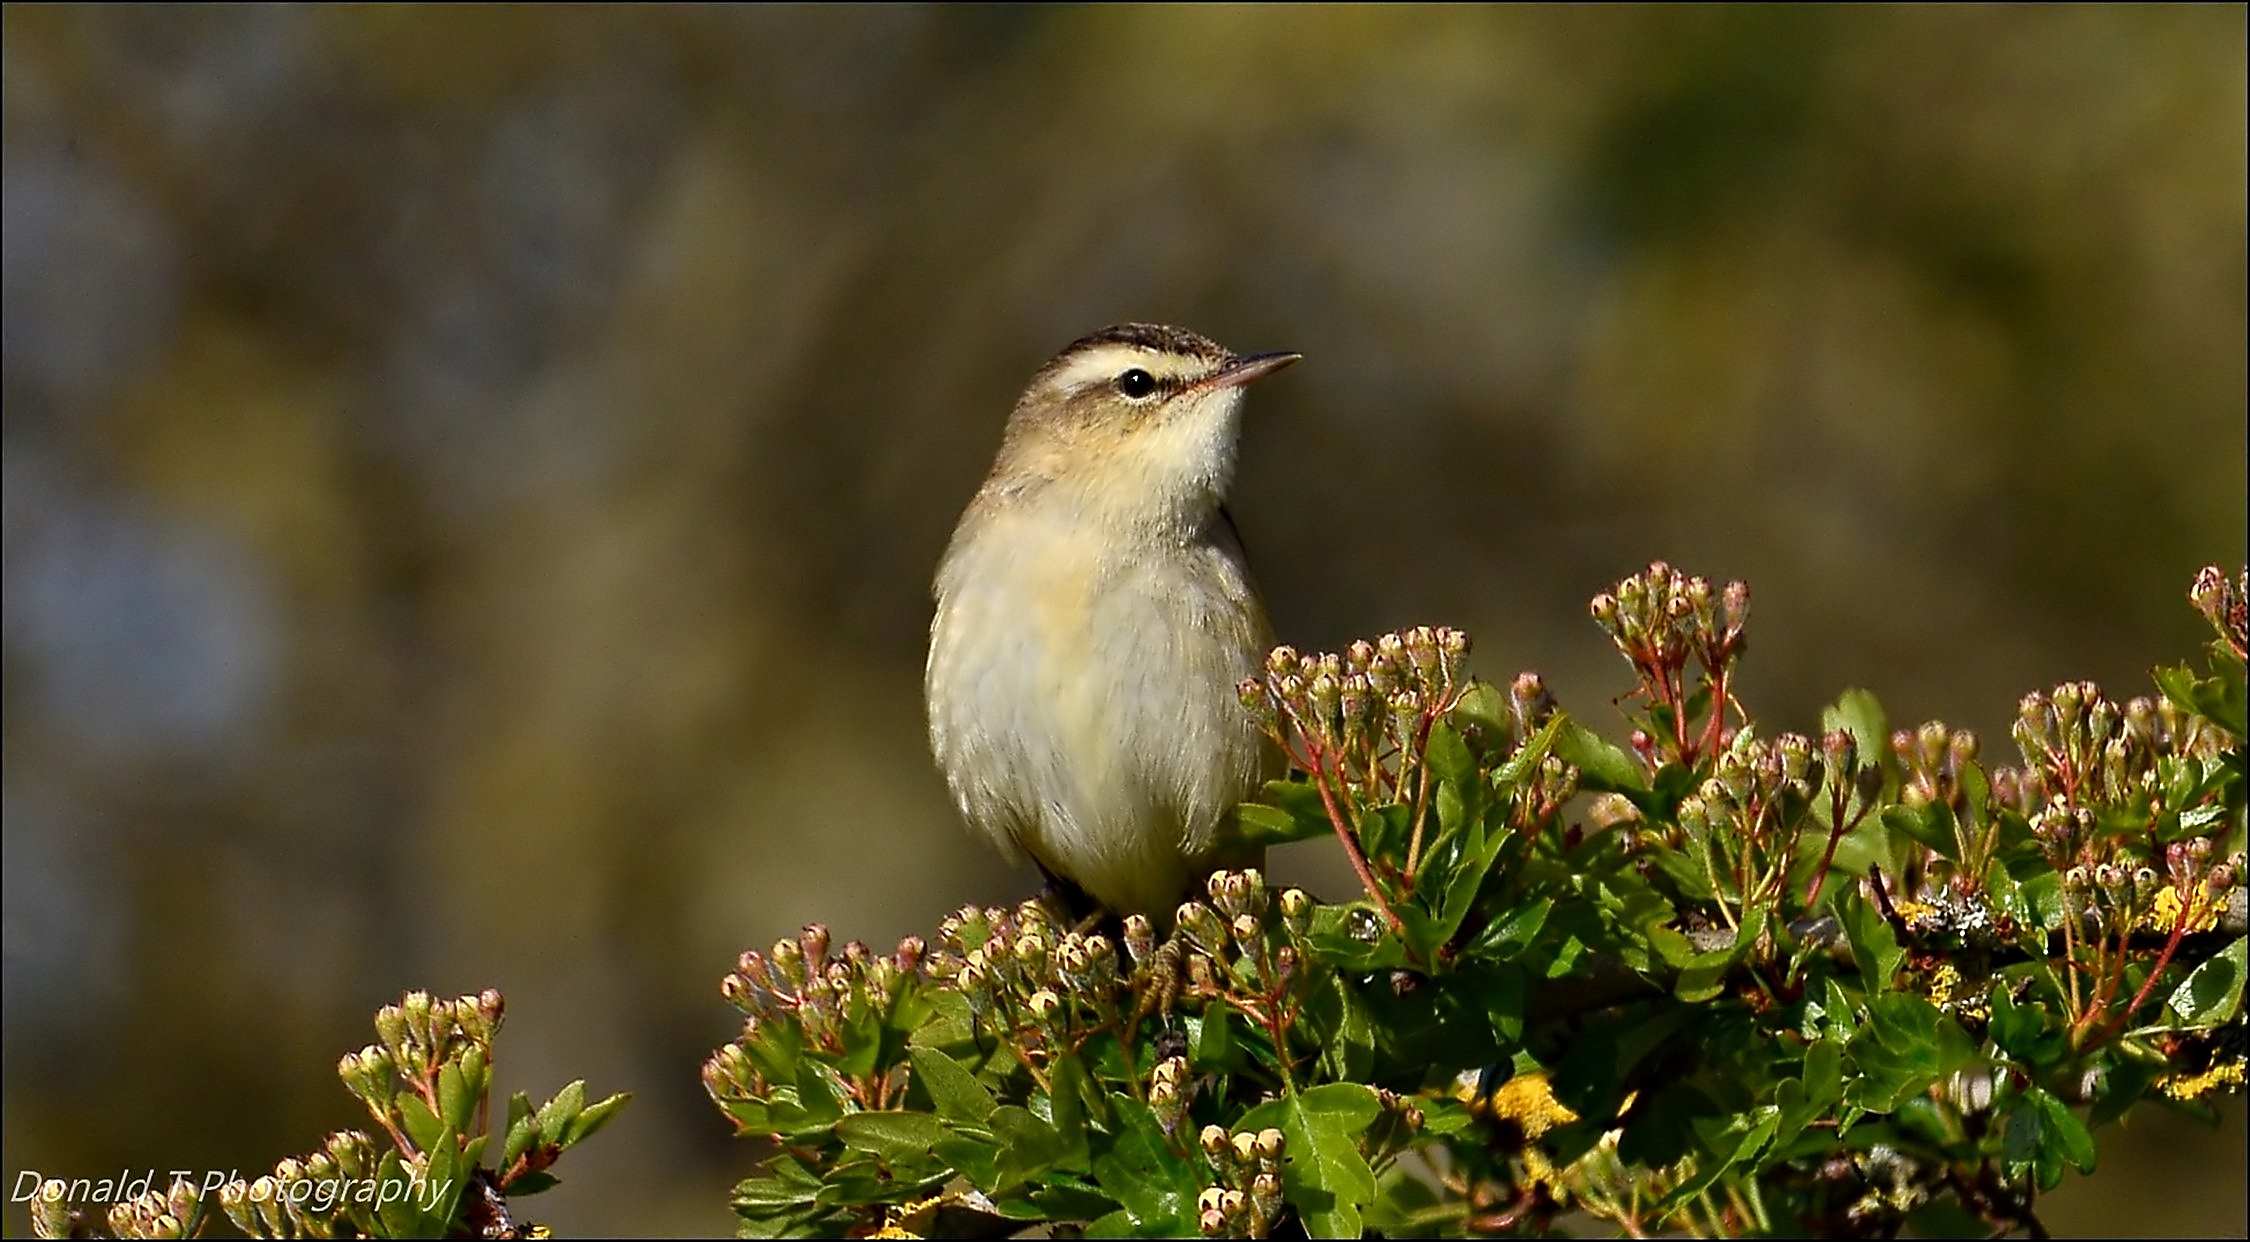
[2161, 1060, 2246, 1102]
[1928, 963, 1960, 1007]
[1486, 1071, 1581, 1139]
[2142, 884, 2223, 934]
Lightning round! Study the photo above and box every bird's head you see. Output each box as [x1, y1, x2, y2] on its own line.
[987, 323, 1300, 535]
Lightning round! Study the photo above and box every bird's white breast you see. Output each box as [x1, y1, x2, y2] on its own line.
[926, 503, 1275, 914]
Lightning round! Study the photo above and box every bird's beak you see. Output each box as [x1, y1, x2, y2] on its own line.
[1202, 351, 1302, 391]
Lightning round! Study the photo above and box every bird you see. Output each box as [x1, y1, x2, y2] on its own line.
[926, 323, 1298, 918]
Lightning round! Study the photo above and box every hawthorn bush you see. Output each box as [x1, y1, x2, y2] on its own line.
[29, 990, 626, 1240]
[27, 565, 2244, 1239]
[705, 563, 2247, 1239]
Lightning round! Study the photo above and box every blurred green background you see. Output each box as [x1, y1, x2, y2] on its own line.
[3, 5, 2244, 1236]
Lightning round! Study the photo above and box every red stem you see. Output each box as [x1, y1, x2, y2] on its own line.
[2087, 885, 2195, 1048]
[1310, 747, 1403, 933]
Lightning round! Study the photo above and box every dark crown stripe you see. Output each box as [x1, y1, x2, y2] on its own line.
[1047, 323, 1228, 367]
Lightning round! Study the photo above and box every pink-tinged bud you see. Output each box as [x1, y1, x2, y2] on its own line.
[1721, 580, 1750, 631]
[1251, 1172, 1283, 1214]
[1191, 1121, 1224, 1151]
[1916, 721, 1948, 770]
[1122, 915, 1157, 964]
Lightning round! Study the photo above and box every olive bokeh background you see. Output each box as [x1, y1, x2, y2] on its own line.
[3, 6, 2244, 1236]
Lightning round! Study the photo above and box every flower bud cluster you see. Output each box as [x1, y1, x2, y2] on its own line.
[1172, 871, 1307, 1015]
[27, 1181, 85, 1240]
[2187, 564, 2248, 659]
[212, 1131, 383, 1239]
[1147, 1054, 1194, 1134]
[2139, 841, 2245, 935]
[33, 1174, 216, 1241]
[1363, 1086, 1429, 1163]
[2014, 677, 2234, 820]
[1673, 729, 1823, 898]
[1589, 562, 1749, 769]
[1195, 1123, 1288, 1238]
[1588, 561, 1747, 682]
[1891, 720, 1978, 811]
[705, 928, 926, 1112]
[1240, 627, 1472, 761]
[333, 988, 500, 1181]
[925, 900, 1133, 1064]
[337, 989, 503, 1115]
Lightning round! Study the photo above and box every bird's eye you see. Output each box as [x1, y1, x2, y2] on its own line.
[1115, 368, 1157, 399]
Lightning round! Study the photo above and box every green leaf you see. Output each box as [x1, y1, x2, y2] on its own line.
[1241, 780, 1339, 848]
[1657, 1106, 1780, 1214]
[932, 1135, 1001, 1192]
[534, 1079, 586, 1146]
[397, 1092, 443, 1153]
[1236, 800, 1327, 847]
[1043, 1054, 1094, 1167]
[438, 1060, 476, 1136]
[793, 1062, 845, 1128]
[1364, 1166, 1445, 1235]
[1848, 994, 1975, 1112]
[1882, 803, 1959, 862]
[1190, 1001, 1238, 1071]
[502, 1091, 535, 1166]
[1836, 890, 1904, 992]
[1435, 823, 1515, 947]
[562, 1092, 628, 1147]
[2005, 1087, 2090, 1191]
[1493, 713, 1567, 793]
[909, 1047, 996, 1125]
[731, 1173, 818, 1210]
[2156, 661, 2248, 738]
[2163, 936, 2247, 1030]
[421, 1123, 466, 1231]
[2088, 1058, 2164, 1127]
[1989, 985, 2065, 1065]
[1466, 897, 1552, 962]
[909, 989, 977, 1051]
[1425, 722, 1475, 785]
[1773, 1037, 1844, 1156]
[833, 993, 884, 1079]
[1236, 1084, 1382, 1240]
[2031, 1088, 2096, 1175]
[1013, 1180, 1122, 1224]
[989, 1107, 1072, 1189]
[1306, 903, 1411, 972]
[1472, 964, 1529, 1045]
[1307, 974, 1376, 1082]
[1092, 1095, 1199, 1235]
[1555, 718, 1646, 794]
[1823, 689, 1892, 782]
[834, 1111, 950, 1164]
[374, 1148, 422, 1238]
